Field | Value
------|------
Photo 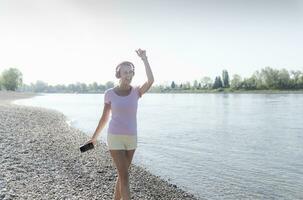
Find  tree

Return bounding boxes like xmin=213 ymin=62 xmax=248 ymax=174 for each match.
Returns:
xmin=260 ymin=67 xmax=279 ymax=89
xmin=1 ymin=68 xmax=23 ymax=91
xmin=19 ymin=83 xmax=32 ymax=92
xmin=105 ymin=81 xmax=114 ymax=89
xmin=185 ymin=81 xmax=191 ymax=89
xmin=193 ymin=80 xmax=199 ymax=89
xmin=80 ymin=83 xmax=88 ymax=93
xmin=213 ymin=76 xmax=223 ymax=89
xmin=0 ymin=74 xmax=3 ymax=90
xmin=34 ymin=80 xmax=48 ymax=92
xmin=55 ymin=84 xmax=67 ymax=92
xmin=171 ymin=81 xmax=176 ymax=89
xmin=222 ymin=70 xmax=230 ymax=88
xmin=277 ymin=69 xmax=290 ymax=89
xmin=92 ymin=82 xmax=99 ymax=91
xmin=98 ymin=84 xmax=106 ymax=91
xmin=212 ymin=77 xmax=218 ymax=89
xmin=200 ymin=76 xmax=212 ymax=89
xmin=218 ymin=77 xmax=223 ymax=88
xmin=241 ymin=77 xmax=257 ymax=90
xmin=251 ymin=71 xmax=265 ymax=89
xmin=231 ymin=74 xmax=242 ymax=89
xmin=290 ymin=70 xmax=302 ymax=89
xmin=300 ymin=74 xmax=303 ymax=89
xmin=67 ymin=84 xmax=77 ymax=93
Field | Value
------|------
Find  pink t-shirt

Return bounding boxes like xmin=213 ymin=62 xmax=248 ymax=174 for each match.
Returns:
xmin=104 ymin=86 xmax=142 ymax=135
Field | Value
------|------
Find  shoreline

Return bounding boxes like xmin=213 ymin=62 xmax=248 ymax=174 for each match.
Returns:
xmin=149 ymin=89 xmax=303 ymax=94
xmin=23 ymin=89 xmax=303 ymax=95
xmin=0 ymin=91 xmax=38 ymax=104
xmin=0 ymin=91 xmax=198 ymax=199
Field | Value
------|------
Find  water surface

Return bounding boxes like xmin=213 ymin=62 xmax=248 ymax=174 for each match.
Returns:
xmin=15 ymin=93 xmax=303 ymax=199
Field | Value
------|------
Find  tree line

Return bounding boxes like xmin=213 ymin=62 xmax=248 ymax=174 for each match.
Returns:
xmin=167 ymin=67 xmax=303 ymax=91
xmin=0 ymin=68 xmax=116 ymax=93
xmin=1 ymin=67 xmax=303 ymax=93
xmin=20 ymin=80 xmax=116 ymax=93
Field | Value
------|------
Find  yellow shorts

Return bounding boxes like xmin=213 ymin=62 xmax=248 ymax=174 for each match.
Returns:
xmin=107 ymin=134 xmax=137 ymax=150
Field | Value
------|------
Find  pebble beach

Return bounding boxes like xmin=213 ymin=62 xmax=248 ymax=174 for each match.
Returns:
xmin=0 ymin=91 xmax=198 ymax=200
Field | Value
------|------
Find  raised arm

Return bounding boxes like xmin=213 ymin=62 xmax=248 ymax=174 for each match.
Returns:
xmin=135 ymin=49 xmax=154 ymax=96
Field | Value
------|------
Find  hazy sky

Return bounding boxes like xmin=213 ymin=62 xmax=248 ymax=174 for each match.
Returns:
xmin=0 ymin=0 xmax=302 ymax=85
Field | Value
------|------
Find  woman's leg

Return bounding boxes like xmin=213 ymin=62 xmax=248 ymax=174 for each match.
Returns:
xmin=112 ymin=149 xmax=136 ymax=200
xmin=125 ymin=149 xmax=136 ymax=169
xmin=114 ymin=176 xmax=121 ymax=200
xmin=110 ymin=150 xmax=136 ymax=200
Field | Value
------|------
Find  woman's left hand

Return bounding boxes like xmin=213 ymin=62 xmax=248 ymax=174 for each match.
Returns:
xmin=135 ymin=48 xmax=147 ymax=60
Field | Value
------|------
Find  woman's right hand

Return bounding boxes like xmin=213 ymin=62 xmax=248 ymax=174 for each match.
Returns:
xmin=85 ymin=137 xmax=97 ymax=146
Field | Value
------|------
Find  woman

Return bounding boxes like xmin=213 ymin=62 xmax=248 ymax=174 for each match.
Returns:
xmin=86 ymin=48 xmax=154 ymax=200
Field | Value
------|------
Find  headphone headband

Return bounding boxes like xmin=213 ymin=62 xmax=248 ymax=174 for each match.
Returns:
xmin=115 ymin=61 xmax=135 ymax=78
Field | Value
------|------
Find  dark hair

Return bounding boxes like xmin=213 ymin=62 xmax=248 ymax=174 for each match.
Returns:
xmin=115 ymin=61 xmax=135 ymax=78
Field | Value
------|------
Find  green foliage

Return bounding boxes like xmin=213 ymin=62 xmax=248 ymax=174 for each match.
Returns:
xmin=241 ymin=77 xmax=257 ymax=90
xmin=200 ymin=76 xmax=212 ymax=89
xmin=231 ymin=74 xmax=242 ymax=89
xmin=1 ymin=68 xmax=23 ymax=91
xmin=251 ymin=71 xmax=265 ymax=89
xmin=222 ymin=70 xmax=230 ymax=88
xmin=261 ymin=67 xmax=280 ymax=89
xmin=105 ymin=81 xmax=114 ymax=89
xmin=193 ymin=80 xmax=199 ymax=89
xmin=171 ymin=81 xmax=176 ymax=89
xmin=229 ymin=67 xmax=303 ymax=90
xmin=33 ymin=80 xmax=48 ymax=92
xmin=213 ymin=76 xmax=223 ymax=89
xmin=0 ymin=74 xmax=2 ymax=90
xmin=5 ymin=66 xmax=303 ymax=93
xmin=289 ymin=70 xmax=302 ymax=89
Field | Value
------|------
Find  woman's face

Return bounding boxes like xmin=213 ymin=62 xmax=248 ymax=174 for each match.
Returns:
xmin=119 ymin=64 xmax=134 ymax=84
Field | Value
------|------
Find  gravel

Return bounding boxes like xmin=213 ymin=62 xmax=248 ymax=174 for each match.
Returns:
xmin=0 ymin=91 xmax=199 ymax=200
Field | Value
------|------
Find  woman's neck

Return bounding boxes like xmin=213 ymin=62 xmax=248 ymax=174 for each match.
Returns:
xmin=118 ymin=83 xmax=131 ymax=91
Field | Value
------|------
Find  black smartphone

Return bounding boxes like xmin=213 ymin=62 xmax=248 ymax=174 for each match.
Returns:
xmin=80 ymin=142 xmax=94 ymax=153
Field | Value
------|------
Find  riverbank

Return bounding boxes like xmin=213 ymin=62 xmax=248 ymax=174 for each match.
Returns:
xmin=0 ymin=91 xmax=198 ymax=199
xmin=0 ymin=91 xmax=38 ymax=103
xmin=25 ymin=89 xmax=303 ymax=95
xmin=149 ymin=89 xmax=303 ymax=94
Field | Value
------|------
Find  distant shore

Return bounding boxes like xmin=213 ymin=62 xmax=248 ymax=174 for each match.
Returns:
xmin=12 ymin=89 xmax=303 ymax=95
xmin=0 ymin=91 xmax=198 ymax=200
xmin=149 ymin=89 xmax=303 ymax=94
